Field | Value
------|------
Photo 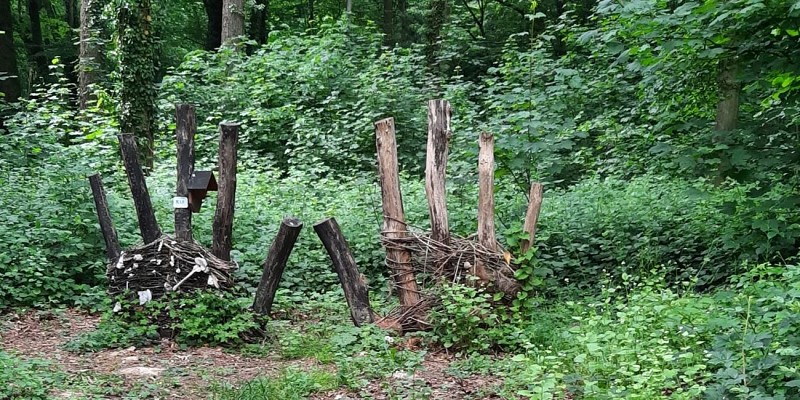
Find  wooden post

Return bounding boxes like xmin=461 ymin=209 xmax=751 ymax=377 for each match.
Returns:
xmin=212 ymin=122 xmax=239 ymax=261
xmin=313 ymin=218 xmax=375 ymax=326
xmin=175 ymin=104 xmax=196 ymax=242
xmin=375 ymin=117 xmax=422 ymax=308
xmin=425 ymin=99 xmax=451 ymax=246
xmin=475 ymin=132 xmax=496 ymax=282
xmin=253 ymin=218 xmax=303 ymax=316
xmin=88 ymin=174 xmax=121 ymax=261
xmin=521 ymin=183 xmax=544 ymax=254
xmin=118 ymin=134 xmax=161 ymax=243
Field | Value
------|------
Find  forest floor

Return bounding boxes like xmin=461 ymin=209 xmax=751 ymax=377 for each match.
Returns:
xmin=0 ymin=308 xmax=503 ymax=399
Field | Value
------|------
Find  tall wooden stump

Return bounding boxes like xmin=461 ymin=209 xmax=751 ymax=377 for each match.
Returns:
xmin=521 ymin=183 xmax=544 ymax=254
xmin=375 ymin=118 xmax=422 ymax=309
xmin=212 ymin=122 xmax=239 ymax=261
xmin=425 ymin=99 xmax=451 ymax=246
xmin=118 ymin=134 xmax=161 ymax=243
xmin=475 ymin=132 xmax=496 ymax=282
xmin=88 ymin=174 xmax=121 ymax=261
xmin=175 ymin=104 xmax=196 ymax=242
xmin=253 ymin=218 xmax=303 ymax=316
xmin=314 ymin=218 xmax=375 ymax=326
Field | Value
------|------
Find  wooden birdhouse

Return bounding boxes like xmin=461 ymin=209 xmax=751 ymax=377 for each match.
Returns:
xmin=187 ymin=170 xmax=218 ymax=212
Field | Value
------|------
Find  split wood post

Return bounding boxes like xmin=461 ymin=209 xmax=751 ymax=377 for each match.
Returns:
xmin=118 ymin=134 xmax=161 ymax=243
xmin=88 ymin=174 xmax=121 ymax=261
xmin=314 ymin=217 xmax=375 ymax=326
xmin=425 ymin=99 xmax=451 ymax=246
xmin=521 ymin=183 xmax=544 ymax=254
xmin=175 ymin=104 xmax=196 ymax=242
xmin=253 ymin=218 xmax=303 ymax=316
xmin=212 ymin=122 xmax=239 ymax=261
xmin=374 ymin=117 xmax=422 ymax=309
xmin=475 ymin=131 xmax=496 ymax=283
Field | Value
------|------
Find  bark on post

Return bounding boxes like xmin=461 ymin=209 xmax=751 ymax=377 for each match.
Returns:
xmin=425 ymin=99 xmax=451 ymax=246
xmin=118 ymin=134 xmax=161 ymax=243
xmin=212 ymin=122 xmax=239 ymax=261
xmin=375 ymin=118 xmax=422 ymax=308
xmin=253 ymin=218 xmax=303 ymax=316
xmin=88 ymin=174 xmax=121 ymax=261
xmin=475 ymin=132 xmax=496 ymax=282
xmin=314 ymin=217 xmax=375 ymax=326
xmin=520 ymin=182 xmax=543 ymax=254
xmin=175 ymin=104 xmax=196 ymax=242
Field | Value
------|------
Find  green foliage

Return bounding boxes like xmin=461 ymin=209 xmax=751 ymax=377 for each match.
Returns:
xmin=171 ymin=291 xmax=261 ymax=346
xmin=211 ymin=367 xmax=339 ymax=400
xmin=0 ymin=351 xmax=61 ymax=400
xmin=428 ymin=280 xmax=505 ymax=353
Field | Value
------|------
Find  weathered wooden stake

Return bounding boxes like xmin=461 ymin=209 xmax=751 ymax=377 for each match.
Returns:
xmin=425 ymin=99 xmax=451 ymax=246
xmin=175 ymin=104 xmax=196 ymax=242
xmin=375 ymin=117 xmax=422 ymax=309
xmin=118 ymin=134 xmax=161 ymax=243
xmin=88 ymin=174 xmax=121 ymax=261
xmin=314 ymin=217 xmax=375 ymax=326
xmin=253 ymin=218 xmax=303 ymax=316
xmin=212 ymin=122 xmax=239 ymax=261
xmin=475 ymin=132 xmax=496 ymax=283
xmin=521 ymin=183 xmax=544 ymax=254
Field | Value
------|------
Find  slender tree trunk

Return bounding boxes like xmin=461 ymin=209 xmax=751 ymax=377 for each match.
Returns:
xmin=64 ymin=0 xmax=78 ymax=28
xmin=0 ymin=0 xmax=21 ymax=103
xmin=78 ymin=0 xmax=101 ymax=109
xmin=714 ymin=57 xmax=739 ymax=182
xmin=307 ymin=0 xmax=314 ymax=22
xmin=248 ymin=0 xmax=268 ymax=45
xmin=552 ymin=0 xmax=565 ymax=57
xmin=425 ymin=0 xmax=447 ymax=66
xmin=383 ymin=0 xmax=393 ymax=47
xmin=221 ymin=0 xmax=244 ymax=45
xmin=203 ymin=0 xmax=223 ymax=50
xmin=397 ymin=0 xmax=410 ymax=45
xmin=28 ymin=0 xmax=48 ymax=82
xmin=346 ymin=0 xmax=352 ymax=13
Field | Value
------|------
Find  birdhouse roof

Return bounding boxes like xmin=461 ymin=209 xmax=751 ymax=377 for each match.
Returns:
xmin=188 ymin=170 xmax=218 ymax=191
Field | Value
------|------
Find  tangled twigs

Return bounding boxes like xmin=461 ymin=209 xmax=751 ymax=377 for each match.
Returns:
xmin=107 ymin=235 xmax=236 ymax=299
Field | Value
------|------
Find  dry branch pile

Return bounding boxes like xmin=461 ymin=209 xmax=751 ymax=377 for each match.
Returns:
xmin=107 ymin=235 xmax=236 ymax=299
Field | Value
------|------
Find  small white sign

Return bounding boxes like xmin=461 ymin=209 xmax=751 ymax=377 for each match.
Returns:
xmin=173 ymin=196 xmax=189 ymax=209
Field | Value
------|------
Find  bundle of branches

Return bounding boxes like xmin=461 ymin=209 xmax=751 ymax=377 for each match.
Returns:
xmin=107 ymin=235 xmax=236 ymax=300
xmin=381 ymin=230 xmax=521 ymax=300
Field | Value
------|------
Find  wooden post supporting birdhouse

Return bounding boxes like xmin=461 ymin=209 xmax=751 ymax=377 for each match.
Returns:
xmin=175 ymin=104 xmax=196 ymax=242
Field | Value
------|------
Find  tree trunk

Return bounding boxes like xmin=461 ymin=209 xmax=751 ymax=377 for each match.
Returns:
xmin=212 ymin=122 xmax=239 ymax=261
xmin=346 ymin=0 xmax=352 ymax=13
xmin=88 ymin=174 xmax=121 ymax=262
xmin=28 ymin=0 xmax=48 ymax=82
xmin=78 ymin=0 xmax=101 ymax=109
xmin=425 ymin=0 xmax=447 ymax=66
xmin=425 ymin=99 xmax=451 ymax=246
xmin=307 ymin=0 xmax=314 ymax=22
xmin=397 ymin=0 xmax=410 ymax=46
xmin=64 ymin=0 xmax=78 ymax=28
xmin=520 ymin=182 xmax=543 ymax=254
xmin=383 ymin=0 xmax=393 ymax=47
xmin=475 ymin=131 xmax=495 ymax=283
xmin=118 ymin=134 xmax=162 ymax=244
xmin=175 ymin=104 xmax=196 ymax=242
xmin=253 ymin=218 xmax=303 ymax=316
xmin=374 ymin=118 xmax=422 ymax=309
xmin=221 ymin=0 xmax=244 ymax=45
xmin=714 ymin=57 xmax=739 ymax=182
xmin=203 ymin=0 xmax=223 ymax=50
xmin=248 ymin=0 xmax=269 ymax=45
xmin=314 ymin=217 xmax=375 ymax=326
xmin=0 ymin=0 xmax=21 ymax=103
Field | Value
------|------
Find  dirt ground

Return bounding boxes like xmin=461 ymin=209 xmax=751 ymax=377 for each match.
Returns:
xmin=0 ymin=309 xmax=503 ymax=399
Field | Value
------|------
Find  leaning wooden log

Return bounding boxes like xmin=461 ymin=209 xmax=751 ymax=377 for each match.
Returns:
xmin=313 ymin=217 xmax=375 ymax=326
xmin=374 ymin=117 xmax=422 ymax=309
xmin=425 ymin=99 xmax=451 ymax=246
xmin=521 ymin=182 xmax=544 ymax=254
xmin=253 ymin=218 xmax=303 ymax=316
xmin=88 ymin=173 xmax=121 ymax=262
xmin=175 ymin=104 xmax=196 ymax=242
xmin=212 ymin=122 xmax=239 ymax=261
xmin=118 ymin=134 xmax=161 ymax=243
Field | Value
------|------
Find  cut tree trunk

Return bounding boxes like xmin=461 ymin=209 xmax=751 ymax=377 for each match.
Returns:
xmin=425 ymin=99 xmax=451 ymax=246
xmin=375 ymin=117 xmax=422 ymax=309
xmin=118 ymin=134 xmax=161 ymax=243
xmin=175 ymin=104 xmax=196 ymax=242
xmin=88 ymin=174 xmax=121 ymax=261
xmin=212 ymin=122 xmax=239 ymax=261
xmin=475 ymin=131 xmax=495 ymax=282
xmin=520 ymin=182 xmax=543 ymax=254
xmin=314 ymin=217 xmax=375 ymax=326
xmin=253 ymin=218 xmax=303 ymax=316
